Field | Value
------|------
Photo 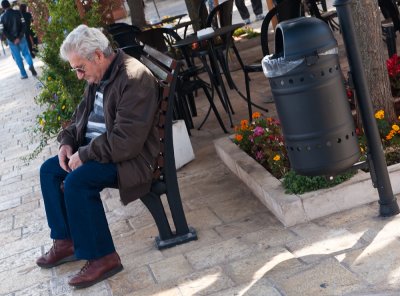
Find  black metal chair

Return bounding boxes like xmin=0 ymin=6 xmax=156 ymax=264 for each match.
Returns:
xmin=109 ymin=24 xmax=142 ymax=50
xmin=162 ymin=28 xmax=229 ymax=133
xmin=305 ymin=0 xmax=339 ymax=31
xmin=243 ymin=0 xmax=302 ymax=120
xmin=120 ymin=44 xmax=143 ymax=60
xmin=205 ymin=0 xmax=246 ymax=90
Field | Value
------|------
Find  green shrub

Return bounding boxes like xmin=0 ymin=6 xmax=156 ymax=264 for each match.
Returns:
xmin=282 ymin=170 xmax=356 ymax=195
xmin=25 ymin=0 xmax=104 ymax=161
xmin=233 ymin=27 xmax=260 ymax=39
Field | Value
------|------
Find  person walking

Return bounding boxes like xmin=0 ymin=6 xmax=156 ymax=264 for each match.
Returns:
xmin=0 ymin=0 xmax=37 ymax=79
xmin=20 ymin=3 xmax=37 ymax=58
xmin=35 ymin=24 xmax=160 ymax=289
xmin=234 ymin=0 xmax=264 ymax=24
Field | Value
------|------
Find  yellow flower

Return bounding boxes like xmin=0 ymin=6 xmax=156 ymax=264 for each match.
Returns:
xmin=374 ymin=110 xmax=384 ymax=120
xmin=252 ymin=112 xmax=261 ymax=119
xmin=393 ymin=124 xmax=400 ymax=131
xmin=39 ymin=118 xmax=45 ymax=126
xmin=62 ymin=105 xmax=66 ymax=110
xmin=273 ymin=155 xmax=280 ymax=161
xmin=235 ymin=134 xmax=243 ymax=141
xmin=47 ymin=76 xmax=52 ymax=81
xmin=57 ymin=116 xmax=61 ymax=121
xmin=360 ymin=147 xmax=364 ymax=153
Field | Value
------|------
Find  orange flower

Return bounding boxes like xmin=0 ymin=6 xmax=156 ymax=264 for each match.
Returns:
xmin=235 ymin=134 xmax=243 ymax=141
xmin=252 ymin=112 xmax=261 ymax=119
xmin=240 ymin=119 xmax=249 ymax=129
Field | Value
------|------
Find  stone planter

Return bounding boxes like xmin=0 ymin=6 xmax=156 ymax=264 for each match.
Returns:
xmin=214 ymin=136 xmax=400 ymax=227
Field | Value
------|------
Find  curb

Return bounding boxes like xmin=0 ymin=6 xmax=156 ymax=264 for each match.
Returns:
xmin=214 ymin=136 xmax=400 ymax=227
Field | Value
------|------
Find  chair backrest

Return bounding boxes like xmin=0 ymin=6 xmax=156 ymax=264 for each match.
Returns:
xmin=260 ymin=0 xmax=302 ymax=56
xmin=112 ymin=29 xmax=141 ymax=48
xmin=137 ymin=28 xmax=169 ymax=53
xmin=120 ymin=44 xmax=143 ymax=59
xmin=140 ymin=45 xmax=181 ymax=181
xmin=206 ymin=0 xmax=234 ymax=29
xmin=108 ymin=23 xmax=141 ymax=36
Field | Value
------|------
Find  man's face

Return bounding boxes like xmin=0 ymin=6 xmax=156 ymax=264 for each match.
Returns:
xmin=68 ymin=51 xmax=104 ymax=84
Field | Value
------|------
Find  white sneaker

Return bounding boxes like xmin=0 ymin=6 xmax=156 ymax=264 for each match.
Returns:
xmin=255 ymin=14 xmax=264 ymax=21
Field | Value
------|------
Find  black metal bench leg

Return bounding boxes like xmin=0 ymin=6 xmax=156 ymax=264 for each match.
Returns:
xmin=140 ymin=192 xmax=173 ymax=242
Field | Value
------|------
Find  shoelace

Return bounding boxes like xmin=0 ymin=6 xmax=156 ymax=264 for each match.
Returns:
xmin=45 ymin=240 xmax=57 ymax=255
xmin=79 ymin=261 xmax=91 ymax=274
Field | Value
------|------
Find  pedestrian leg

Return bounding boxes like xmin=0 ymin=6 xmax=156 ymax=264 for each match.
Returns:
xmin=19 ymin=37 xmax=37 ymax=76
xmin=234 ymin=0 xmax=251 ymax=23
xmin=8 ymin=39 xmax=28 ymax=78
xmin=251 ymin=0 xmax=264 ymax=20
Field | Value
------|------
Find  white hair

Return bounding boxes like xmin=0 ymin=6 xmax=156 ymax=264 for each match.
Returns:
xmin=60 ymin=24 xmax=113 ymax=61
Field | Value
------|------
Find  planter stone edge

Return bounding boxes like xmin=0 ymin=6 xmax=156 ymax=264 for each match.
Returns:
xmin=214 ymin=136 xmax=400 ymax=227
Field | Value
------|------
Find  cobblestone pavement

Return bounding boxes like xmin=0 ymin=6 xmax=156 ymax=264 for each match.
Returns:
xmin=3 ymin=13 xmax=400 ymax=296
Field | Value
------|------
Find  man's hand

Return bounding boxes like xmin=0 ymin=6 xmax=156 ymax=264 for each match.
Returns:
xmin=68 ymin=151 xmax=83 ymax=171
xmin=58 ymin=145 xmax=73 ymax=172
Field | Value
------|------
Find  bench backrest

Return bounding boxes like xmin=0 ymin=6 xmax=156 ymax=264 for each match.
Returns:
xmin=140 ymin=45 xmax=181 ymax=183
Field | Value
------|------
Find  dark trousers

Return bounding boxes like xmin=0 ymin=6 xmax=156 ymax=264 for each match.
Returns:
xmin=234 ymin=0 xmax=263 ymax=19
xmin=40 ymin=155 xmax=118 ymax=260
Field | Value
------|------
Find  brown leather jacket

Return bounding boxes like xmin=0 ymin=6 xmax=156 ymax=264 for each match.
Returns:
xmin=57 ymin=49 xmax=159 ymax=205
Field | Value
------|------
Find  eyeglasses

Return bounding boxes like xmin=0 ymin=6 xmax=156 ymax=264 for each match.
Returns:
xmin=71 ymin=65 xmax=86 ymax=74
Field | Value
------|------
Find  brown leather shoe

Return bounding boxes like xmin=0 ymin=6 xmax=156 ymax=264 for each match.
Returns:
xmin=68 ymin=252 xmax=123 ymax=289
xmin=36 ymin=239 xmax=76 ymax=268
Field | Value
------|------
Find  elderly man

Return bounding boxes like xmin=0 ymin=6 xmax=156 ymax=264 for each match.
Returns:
xmin=36 ymin=25 xmax=159 ymax=288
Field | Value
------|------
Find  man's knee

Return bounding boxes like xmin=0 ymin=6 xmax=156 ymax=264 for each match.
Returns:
xmin=40 ymin=156 xmax=60 ymax=177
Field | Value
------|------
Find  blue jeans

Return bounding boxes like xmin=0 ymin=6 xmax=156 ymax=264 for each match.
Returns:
xmin=8 ymin=36 xmax=33 ymax=77
xmin=40 ymin=155 xmax=118 ymax=260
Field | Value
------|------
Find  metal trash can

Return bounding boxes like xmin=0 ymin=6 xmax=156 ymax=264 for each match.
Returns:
xmin=262 ymin=17 xmax=359 ymax=176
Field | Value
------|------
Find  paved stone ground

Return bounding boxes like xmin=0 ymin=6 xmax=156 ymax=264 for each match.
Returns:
xmin=3 ymin=9 xmax=400 ymax=296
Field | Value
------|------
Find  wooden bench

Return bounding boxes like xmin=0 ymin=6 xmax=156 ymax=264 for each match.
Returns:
xmin=139 ymin=45 xmax=198 ymax=249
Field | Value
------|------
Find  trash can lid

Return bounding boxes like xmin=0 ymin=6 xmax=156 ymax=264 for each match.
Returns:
xmin=275 ymin=17 xmax=338 ymax=60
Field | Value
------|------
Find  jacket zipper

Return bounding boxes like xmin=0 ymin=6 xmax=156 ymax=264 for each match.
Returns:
xmin=139 ymin=153 xmax=154 ymax=171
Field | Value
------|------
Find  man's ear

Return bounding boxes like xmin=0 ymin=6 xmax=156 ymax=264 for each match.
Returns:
xmin=94 ymin=49 xmax=104 ymax=62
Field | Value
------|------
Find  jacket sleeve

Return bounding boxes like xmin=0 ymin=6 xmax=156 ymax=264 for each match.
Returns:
xmin=57 ymin=97 xmax=87 ymax=151
xmin=78 ymin=70 xmax=159 ymax=163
